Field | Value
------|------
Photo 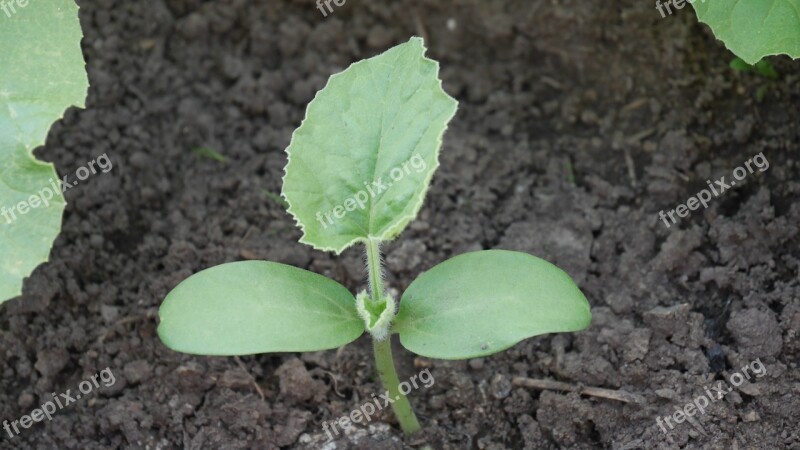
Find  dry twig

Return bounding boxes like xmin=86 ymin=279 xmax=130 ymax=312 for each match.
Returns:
xmin=512 ymin=377 xmax=645 ymax=404
xmin=234 ymin=356 xmax=266 ymax=400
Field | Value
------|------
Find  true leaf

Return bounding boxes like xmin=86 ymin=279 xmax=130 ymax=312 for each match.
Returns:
xmin=282 ymin=37 xmax=458 ymax=254
xmin=693 ymin=0 xmax=800 ymax=64
xmin=158 ymin=261 xmax=364 ymax=355
xmin=393 ymin=250 xmax=591 ymax=360
xmin=0 ymin=0 xmax=88 ymax=303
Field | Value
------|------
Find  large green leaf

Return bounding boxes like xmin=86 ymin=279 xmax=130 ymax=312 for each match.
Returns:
xmin=0 ymin=0 xmax=88 ymax=302
xmin=393 ymin=250 xmax=591 ymax=360
xmin=693 ymin=0 xmax=800 ymax=64
xmin=158 ymin=261 xmax=364 ymax=355
xmin=282 ymin=37 xmax=458 ymax=254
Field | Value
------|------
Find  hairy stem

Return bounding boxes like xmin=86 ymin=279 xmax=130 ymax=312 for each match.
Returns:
xmin=365 ymin=237 xmax=385 ymax=303
xmin=365 ymin=238 xmax=421 ymax=435
xmin=373 ymin=337 xmax=422 ymax=435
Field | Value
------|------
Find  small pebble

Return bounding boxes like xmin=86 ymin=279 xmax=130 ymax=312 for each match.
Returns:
xmin=469 ymin=358 xmax=485 ymax=370
xmin=18 ymin=392 xmax=34 ymax=409
xmin=743 ymin=410 xmax=760 ymax=422
xmin=654 ymin=388 xmax=677 ymax=399
xmin=490 ymin=374 xmax=511 ymax=400
xmin=413 ymin=357 xmax=434 ymax=369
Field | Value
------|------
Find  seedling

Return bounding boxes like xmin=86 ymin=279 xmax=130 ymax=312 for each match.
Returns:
xmin=729 ymin=57 xmax=779 ymax=80
xmin=261 ymin=189 xmax=289 ymax=209
xmin=192 ymin=146 xmax=227 ymax=163
xmin=158 ymin=37 xmax=591 ymax=436
xmin=729 ymin=57 xmax=779 ymax=101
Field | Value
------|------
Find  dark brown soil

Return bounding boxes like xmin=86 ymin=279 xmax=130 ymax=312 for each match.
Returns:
xmin=2 ymin=0 xmax=799 ymax=449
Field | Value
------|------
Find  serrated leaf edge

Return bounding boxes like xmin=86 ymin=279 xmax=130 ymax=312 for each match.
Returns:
xmin=0 ymin=0 xmax=87 ymax=303
xmin=281 ymin=36 xmax=458 ymax=254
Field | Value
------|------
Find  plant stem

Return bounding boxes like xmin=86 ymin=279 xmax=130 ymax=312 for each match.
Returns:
xmin=365 ymin=237 xmax=421 ymax=435
xmin=373 ymin=337 xmax=421 ymax=435
xmin=365 ymin=237 xmax=385 ymax=303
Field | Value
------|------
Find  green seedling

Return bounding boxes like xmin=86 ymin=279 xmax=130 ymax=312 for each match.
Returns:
xmin=729 ymin=57 xmax=779 ymax=80
xmin=157 ymin=37 xmax=591 ymax=436
xmin=729 ymin=57 xmax=779 ymax=101
xmin=692 ymin=0 xmax=800 ymax=64
xmin=0 ymin=0 xmax=88 ymax=303
xmin=192 ymin=146 xmax=227 ymax=163
xmin=261 ymin=189 xmax=289 ymax=209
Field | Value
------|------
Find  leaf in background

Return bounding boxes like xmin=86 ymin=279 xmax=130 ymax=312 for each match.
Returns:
xmin=158 ymin=261 xmax=364 ymax=355
xmin=393 ymin=250 xmax=591 ymax=360
xmin=693 ymin=0 xmax=800 ymax=64
xmin=282 ymin=37 xmax=458 ymax=254
xmin=0 ymin=0 xmax=88 ymax=303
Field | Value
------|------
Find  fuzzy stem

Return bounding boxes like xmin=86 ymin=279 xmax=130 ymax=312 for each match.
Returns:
xmin=373 ymin=337 xmax=422 ymax=435
xmin=365 ymin=238 xmax=421 ymax=435
xmin=365 ymin=238 xmax=385 ymax=303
